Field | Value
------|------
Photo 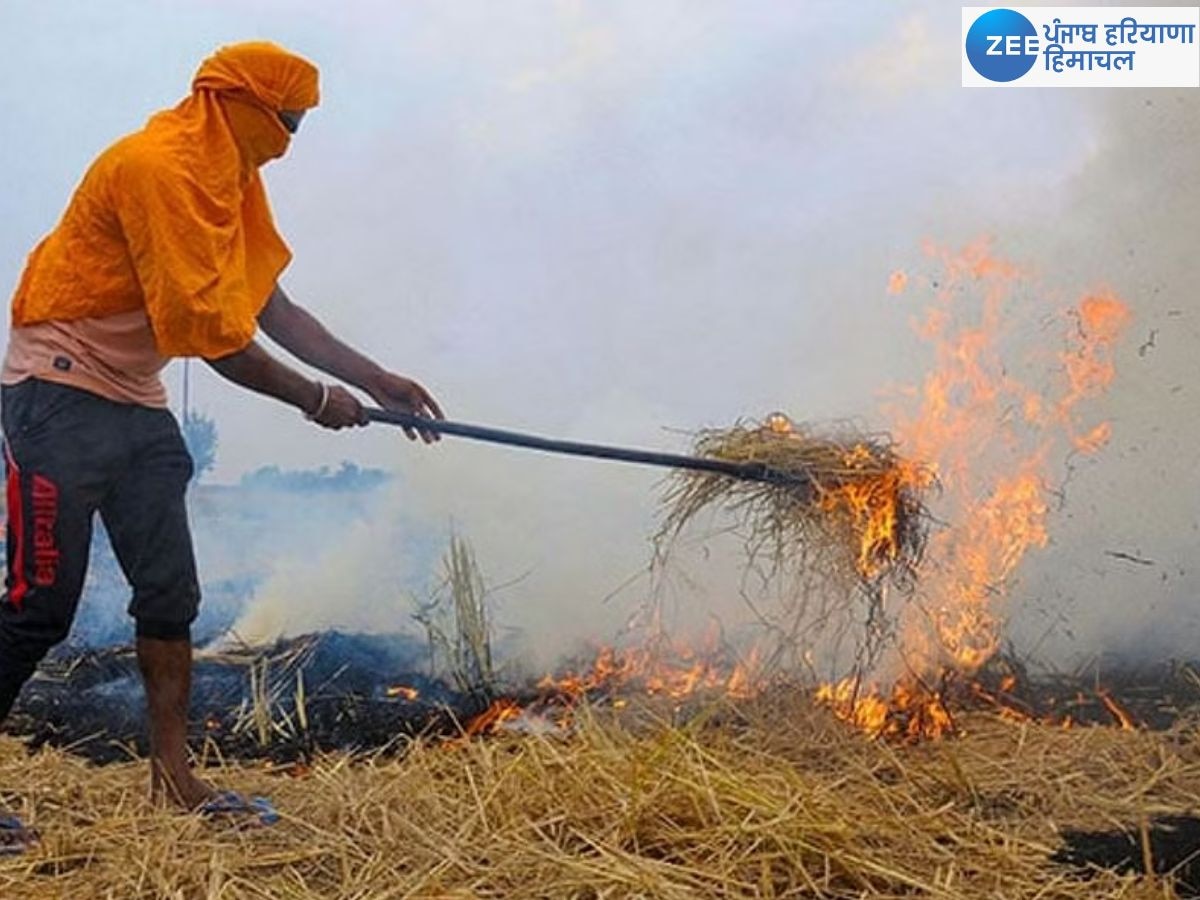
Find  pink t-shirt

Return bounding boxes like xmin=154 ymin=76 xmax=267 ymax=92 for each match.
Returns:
xmin=2 ymin=309 xmax=169 ymax=408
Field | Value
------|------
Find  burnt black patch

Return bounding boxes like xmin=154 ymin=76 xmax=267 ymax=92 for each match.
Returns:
xmin=3 ymin=632 xmax=501 ymax=765
xmin=1052 ymin=815 xmax=1200 ymax=897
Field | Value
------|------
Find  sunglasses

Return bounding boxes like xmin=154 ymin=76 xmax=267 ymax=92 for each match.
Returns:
xmin=277 ymin=110 xmax=304 ymax=134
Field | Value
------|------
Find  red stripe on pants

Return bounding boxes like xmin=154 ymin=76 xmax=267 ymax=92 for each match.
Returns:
xmin=4 ymin=443 xmax=26 ymax=611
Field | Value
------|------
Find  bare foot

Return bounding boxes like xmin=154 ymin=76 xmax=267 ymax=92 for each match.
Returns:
xmin=149 ymin=759 xmax=218 ymax=810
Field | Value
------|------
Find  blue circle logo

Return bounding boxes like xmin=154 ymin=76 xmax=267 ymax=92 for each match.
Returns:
xmin=965 ymin=8 xmax=1038 ymax=82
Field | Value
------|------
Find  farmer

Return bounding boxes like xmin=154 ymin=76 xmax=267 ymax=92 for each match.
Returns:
xmin=0 ymin=41 xmax=442 ymax=842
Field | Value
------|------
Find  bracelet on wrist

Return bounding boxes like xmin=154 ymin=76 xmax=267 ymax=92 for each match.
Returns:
xmin=304 ymin=382 xmax=331 ymax=421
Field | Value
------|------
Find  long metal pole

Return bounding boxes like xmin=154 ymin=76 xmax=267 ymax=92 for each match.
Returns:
xmin=364 ymin=408 xmax=812 ymax=491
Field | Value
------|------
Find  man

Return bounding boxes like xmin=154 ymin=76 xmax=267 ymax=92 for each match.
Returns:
xmin=0 ymin=41 xmax=442 ymax=838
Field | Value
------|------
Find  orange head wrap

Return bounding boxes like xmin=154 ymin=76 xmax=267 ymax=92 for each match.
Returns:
xmin=193 ymin=42 xmax=320 ymax=167
xmin=11 ymin=42 xmax=321 ymax=358
xmin=193 ymin=41 xmax=320 ymax=111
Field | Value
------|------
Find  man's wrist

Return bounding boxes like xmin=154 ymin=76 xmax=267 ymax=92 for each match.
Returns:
xmin=301 ymin=380 xmax=327 ymax=418
xmin=355 ymin=363 xmax=388 ymax=395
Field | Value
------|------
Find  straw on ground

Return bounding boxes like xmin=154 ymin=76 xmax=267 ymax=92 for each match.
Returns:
xmin=1 ymin=691 xmax=1193 ymax=898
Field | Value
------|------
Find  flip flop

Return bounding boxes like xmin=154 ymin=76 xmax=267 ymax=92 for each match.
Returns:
xmin=198 ymin=792 xmax=280 ymax=827
xmin=0 ymin=813 xmax=37 ymax=856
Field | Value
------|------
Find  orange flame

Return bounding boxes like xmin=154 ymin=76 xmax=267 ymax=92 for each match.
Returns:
xmin=819 ymin=240 xmax=1131 ymax=738
xmin=1098 ymin=690 xmax=1138 ymax=732
xmin=897 ymin=241 xmax=1129 ymax=677
xmin=463 ymin=698 xmax=523 ymax=737
xmin=816 ymin=677 xmax=954 ymax=741
xmin=815 ymin=447 xmax=930 ymax=581
xmin=538 ymin=625 xmax=766 ymax=705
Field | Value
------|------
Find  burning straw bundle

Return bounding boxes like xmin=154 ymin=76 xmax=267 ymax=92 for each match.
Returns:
xmin=657 ymin=414 xmax=933 ymax=594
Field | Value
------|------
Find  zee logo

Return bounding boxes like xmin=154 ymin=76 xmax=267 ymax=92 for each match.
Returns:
xmin=985 ymin=34 xmax=1039 ymax=56
xmin=966 ymin=8 xmax=1039 ymax=82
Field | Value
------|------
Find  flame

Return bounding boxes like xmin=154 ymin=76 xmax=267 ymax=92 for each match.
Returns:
xmin=1059 ymin=290 xmax=1131 ymax=452
xmin=440 ymin=631 xmax=768 ymax=744
xmin=1072 ymin=421 xmax=1112 ymax=454
xmin=817 ymin=669 xmax=1140 ymax=737
xmin=429 ymin=243 xmax=1131 ymax=746
xmin=1098 ymin=690 xmax=1138 ymax=732
xmin=541 ymin=638 xmax=765 ymax=702
xmin=386 ymin=685 xmax=420 ymax=701
xmin=765 ymin=411 xmax=794 ymax=435
xmin=819 ymin=240 xmax=1131 ymax=738
xmin=815 ymin=677 xmax=953 ymax=741
xmin=895 ymin=241 xmax=1129 ymax=676
xmin=463 ymin=698 xmax=523 ymax=737
xmin=816 ymin=449 xmax=929 ymax=580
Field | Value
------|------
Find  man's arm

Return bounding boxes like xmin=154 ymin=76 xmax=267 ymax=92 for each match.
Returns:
xmin=258 ymin=284 xmax=444 ymax=442
xmin=206 ymin=341 xmax=366 ymax=430
xmin=258 ymin=284 xmax=382 ymax=389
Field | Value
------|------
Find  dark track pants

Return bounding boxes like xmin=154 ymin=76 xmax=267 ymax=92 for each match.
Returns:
xmin=0 ymin=378 xmax=199 ymax=721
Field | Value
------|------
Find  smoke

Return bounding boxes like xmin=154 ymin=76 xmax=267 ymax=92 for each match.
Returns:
xmin=1006 ymin=86 xmax=1200 ymax=665
xmin=65 ymin=469 xmax=422 ymax=648
xmin=1 ymin=3 xmax=1195 ymax=667
xmin=228 ymin=483 xmax=419 ymax=644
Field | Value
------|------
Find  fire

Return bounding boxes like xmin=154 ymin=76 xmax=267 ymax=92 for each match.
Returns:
xmin=431 ymin=242 xmax=1131 ymax=746
xmin=438 ymin=626 xmax=771 ymax=747
xmin=1098 ymin=690 xmax=1138 ymax=732
xmin=540 ymin=637 xmax=764 ymax=703
xmin=815 ymin=677 xmax=954 ymax=741
xmin=386 ymin=684 xmax=420 ymax=701
xmin=765 ymin=411 xmax=794 ymax=434
xmin=463 ymin=698 xmax=523 ymax=737
xmin=818 ymin=240 xmax=1131 ymax=738
xmin=817 ymin=449 xmax=929 ymax=580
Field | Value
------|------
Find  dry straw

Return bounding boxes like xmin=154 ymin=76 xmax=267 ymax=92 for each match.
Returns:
xmin=1 ymin=692 xmax=1193 ymax=898
xmin=654 ymin=417 xmax=935 ymax=672
xmin=656 ymin=416 xmax=933 ymax=593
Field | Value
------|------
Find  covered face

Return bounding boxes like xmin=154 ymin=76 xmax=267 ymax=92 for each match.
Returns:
xmin=193 ymin=41 xmax=320 ymax=166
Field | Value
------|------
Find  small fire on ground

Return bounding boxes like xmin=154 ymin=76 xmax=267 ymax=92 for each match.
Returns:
xmin=456 ymin=633 xmax=767 ymax=739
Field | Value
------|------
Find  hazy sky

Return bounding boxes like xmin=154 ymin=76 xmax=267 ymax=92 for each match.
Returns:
xmin=1 ymin=2 xmax=1194 ymax=660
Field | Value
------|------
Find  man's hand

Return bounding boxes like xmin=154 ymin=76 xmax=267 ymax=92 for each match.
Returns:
xmin=307 ymin=383 xmax=368 ymax=430
xmin=206 ymin=344 xmax=373 ymax=430
xmin=257 ymin=286 xmax=446 ymax=442
xmin=366 ymin=372 xmax=444 ymax=442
